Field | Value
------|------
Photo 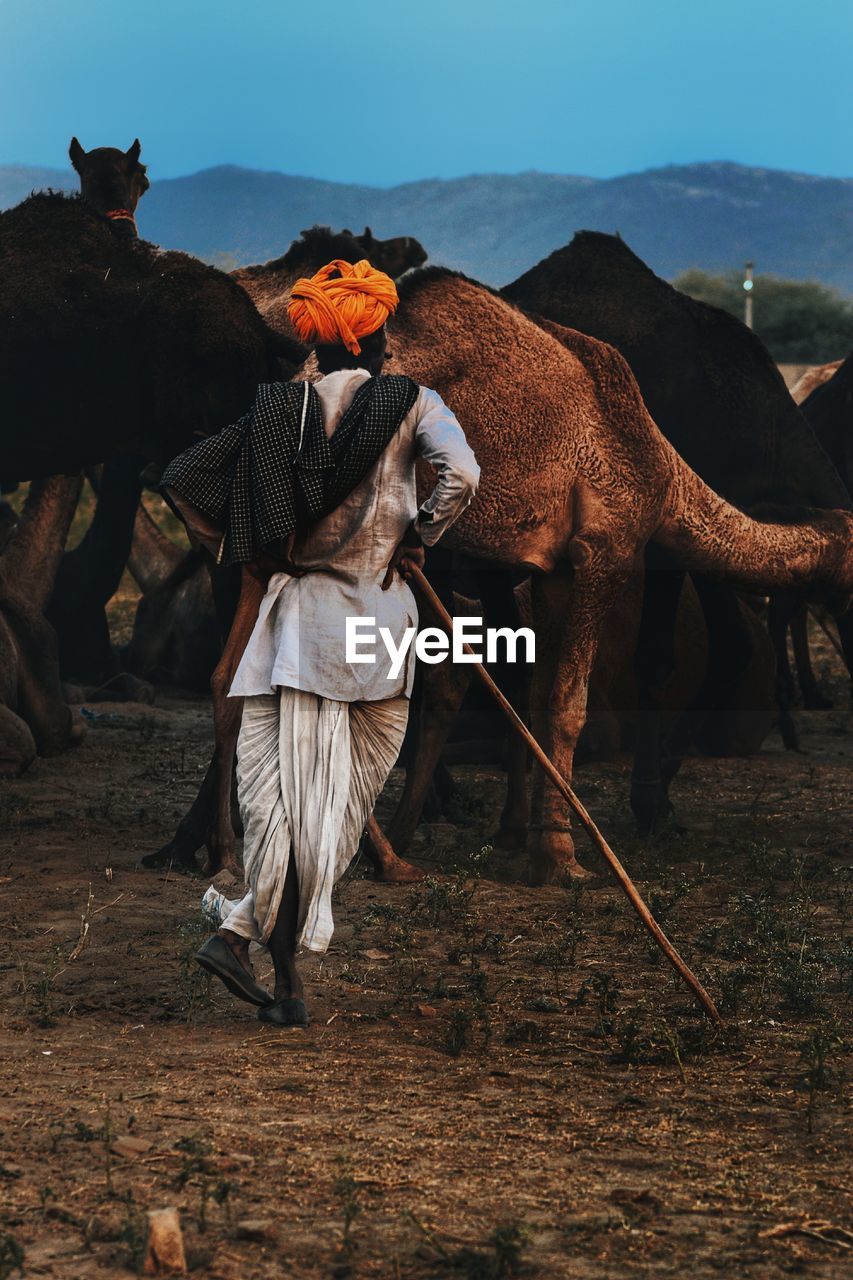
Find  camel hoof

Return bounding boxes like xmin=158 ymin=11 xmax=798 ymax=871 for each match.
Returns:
xmin=527 ymin=855 xmax=591 ymax=886
xmin=630 ymin=779 xmax=666 ymax=837
xmin=141 ymin=841 xmax=200 ymax=873
xmin=526 ymin=827 xmax=590 ymax=885
xmin=374 ymin=858 xmax=426 ymax=884
xmin=493 ymin=825 xmax=526 ymax=851
xmin=201 ymin=852 xmax=242 ymax=880
xmin=0 ymin=708 xmax=37 ymax=777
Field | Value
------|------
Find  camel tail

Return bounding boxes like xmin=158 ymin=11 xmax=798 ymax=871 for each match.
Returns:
xmin=654 ymin=438 xmax=853 ymax=599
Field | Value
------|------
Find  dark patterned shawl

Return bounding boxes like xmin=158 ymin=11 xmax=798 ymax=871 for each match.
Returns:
xmin=160 ymin=374 xmax=419 ymax=566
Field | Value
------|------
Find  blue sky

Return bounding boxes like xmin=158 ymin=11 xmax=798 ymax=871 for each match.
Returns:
xmin=1 ymin=0 xmax=850 ymax=184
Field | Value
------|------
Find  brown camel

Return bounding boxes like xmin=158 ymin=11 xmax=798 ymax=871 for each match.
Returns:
xmin=376 ymin=271 xmax=853 ymax=878
xmin=502 ymin=232 xmax=853 ymax=822
xmin=150 ymin=267 xmax=853 ymax=884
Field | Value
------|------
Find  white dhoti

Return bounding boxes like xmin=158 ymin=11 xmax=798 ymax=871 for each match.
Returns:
xmin=221 ymin=688 xmax=409 ymax=954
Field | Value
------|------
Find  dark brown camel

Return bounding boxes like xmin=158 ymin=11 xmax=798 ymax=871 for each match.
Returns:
xmin=0 ymin=191 xmax=299 ymax=478
xmin=0 ymin=177 xmax=302 ymax=767
xmin=115 ymin=228 xmax=426 ymax=692
xmin=69 ymin=137 xmax=149 ymax=238
xmin=47 ymin=221 xmax=426 ymax=693
xmin=788 ymin=351 xmax=853 ymax=704
xmin=502 ymin=231 xmax=853 ymax=830
xmin=576 ymin=574 xmax=775 ymax=764
xmin=147 ymin=266 xmax=853 ymax=885
xmin=39 ymin=139 xmax=153 ymax=693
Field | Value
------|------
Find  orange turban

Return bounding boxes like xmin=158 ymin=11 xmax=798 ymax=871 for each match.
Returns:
xmin=287 ymin=259 xmax=399 ymax=356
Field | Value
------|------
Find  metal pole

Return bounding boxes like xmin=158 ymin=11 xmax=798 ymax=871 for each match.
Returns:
xmin=743 ymin=260 xmax=754 ymax=329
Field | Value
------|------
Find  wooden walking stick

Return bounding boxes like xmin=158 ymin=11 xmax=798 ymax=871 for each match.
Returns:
xmin=405 ymin=561 xmax=723 ymax=1026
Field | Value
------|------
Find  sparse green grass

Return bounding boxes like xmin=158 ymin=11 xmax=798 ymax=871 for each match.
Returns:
xmin=176 ymin=914 xmax=216 ymax=1023
xmin=0 ymin=1230 xmax=24 ymax=1280
xmin=404 ymin=1212 xmax=529 ymax=1278
xmin=16 ymin=943 xmax=63 ymax=1027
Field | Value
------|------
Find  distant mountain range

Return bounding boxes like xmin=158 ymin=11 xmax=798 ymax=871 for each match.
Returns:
xmin=3 ymin=160 xmax=853 ymax=292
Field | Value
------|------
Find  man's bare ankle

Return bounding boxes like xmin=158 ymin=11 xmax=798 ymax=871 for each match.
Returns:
xmin=218 ymin=928 xmax=250 ymax=960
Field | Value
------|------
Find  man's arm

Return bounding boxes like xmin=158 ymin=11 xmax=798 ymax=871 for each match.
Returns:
xmin=382 ymin=387 xmax=480 ymax=589
xmin=411 ymin=387 xmax=480 ymax=545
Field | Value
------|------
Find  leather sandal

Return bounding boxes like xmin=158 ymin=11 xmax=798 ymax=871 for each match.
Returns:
xmin=257 ymin=997 xmax=310 ymax=1027
xmin=195 ymin=935 xmax=272 ymax=1007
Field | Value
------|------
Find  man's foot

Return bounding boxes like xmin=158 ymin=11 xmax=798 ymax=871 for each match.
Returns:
xmin=195 ymin=935 xmax=272 ymax=1007
xmin=258 ymin=997 xmax=310 ymax=1028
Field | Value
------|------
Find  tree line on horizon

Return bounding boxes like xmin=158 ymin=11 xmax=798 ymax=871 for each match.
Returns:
xmin=674 ymin=269 xmax=853 ymax=364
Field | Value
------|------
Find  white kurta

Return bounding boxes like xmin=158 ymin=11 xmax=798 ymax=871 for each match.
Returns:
xmin=229 ymin=369 xmax=480 ymax=702
xmin=219 ymin=369 xmax=478 ymax=954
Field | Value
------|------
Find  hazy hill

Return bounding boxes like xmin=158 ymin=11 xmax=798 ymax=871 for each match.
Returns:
xmin=2 ymin=160 xmax=852 ymax=291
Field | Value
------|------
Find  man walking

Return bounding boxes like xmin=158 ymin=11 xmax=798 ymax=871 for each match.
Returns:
xmin=188 ymin=259 xmax=479 ymax=1026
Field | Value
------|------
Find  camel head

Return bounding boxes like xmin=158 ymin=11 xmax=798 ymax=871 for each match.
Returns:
xmin=68 ymin=137 xmax=149 ymax=238
xmin=345 ymin=226 xmax=428 ymax=280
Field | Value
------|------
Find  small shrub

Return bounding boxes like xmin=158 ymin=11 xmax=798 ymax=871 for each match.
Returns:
xmin=0 ymin=1231 xmax=24 ymax=1280
xmin=795 ymin=1025 xmax=845 ymax=1134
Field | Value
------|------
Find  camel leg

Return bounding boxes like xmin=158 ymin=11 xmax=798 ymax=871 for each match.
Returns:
xmin=527 ymin=555 xmax=628 ymax=885
xmin=496 ymin=717 xmax=530 ymax=850
xmin=142 ymin=568 xmax=264 ymax=875
xmin=0 ymin=613 xmax=36 ymax=776
xmin=2 ymin=594 xmax=79 ymax=756
xmin=791 ymin=606 xmax=833 ymax=710
xmin=630 ymin=552 xmax=685 ymax=835
xmin=378 ymin=550 xmax=530 ymax=871
xmin=0 ymin=703 xmax=36 ymax=778
xmin=383 ymin=654 xmax=472 ymax=857
xmin=837 ymin=611 xmax=853 ymax=707
xmin=373 ymin=549 xmax=466 ymax=872
xmin=767 ymin=596 xmax=801 ymax=750
xmin=0 ymin=476 xmax=84 ymax=757
xmin=662 ymin=578 xmax=753 ymax=776
xmin=0 ymin=476 xmax=83 ymax=608
xmin=477 ymin=563 xmax=530 ymax=850
xmin=46 ymin=458 xmax=147 ymax=693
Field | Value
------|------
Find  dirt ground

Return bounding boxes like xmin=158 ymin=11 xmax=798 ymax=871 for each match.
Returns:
xmin=0 ymin=622 xmax=850 ymax=1279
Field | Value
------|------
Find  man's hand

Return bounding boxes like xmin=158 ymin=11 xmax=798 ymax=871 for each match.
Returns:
xmin=382 ymin=523 xmax=425 ymax=590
